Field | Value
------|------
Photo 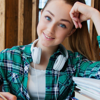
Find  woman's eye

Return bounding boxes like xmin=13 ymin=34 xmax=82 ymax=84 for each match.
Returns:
xmin=45 ymin=16 xmax=51 ymax=21
xmin=59 ymin=24 xmax=66 ymax=28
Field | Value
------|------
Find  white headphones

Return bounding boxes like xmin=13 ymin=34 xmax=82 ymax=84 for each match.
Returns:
xmin=31 ymin=39 xmax=68 ymax=71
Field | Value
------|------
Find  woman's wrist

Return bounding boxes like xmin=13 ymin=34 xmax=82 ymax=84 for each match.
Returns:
xmin=91 ymin=8 xmax=100 ymax=22
xmin=90 ymin=8 xmax=100 ymax=35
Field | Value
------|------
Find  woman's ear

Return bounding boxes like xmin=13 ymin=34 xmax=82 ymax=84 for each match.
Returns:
xmin=67 ymin=28 xmax=76 ymax=37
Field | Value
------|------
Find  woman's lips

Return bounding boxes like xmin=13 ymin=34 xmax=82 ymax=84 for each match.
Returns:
xmin=43 ymin=32 xmax=54 ymax=40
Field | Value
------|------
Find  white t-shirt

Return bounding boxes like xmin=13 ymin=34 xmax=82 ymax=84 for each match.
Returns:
xmin=27 ymin=65 xmax=46 ymax=100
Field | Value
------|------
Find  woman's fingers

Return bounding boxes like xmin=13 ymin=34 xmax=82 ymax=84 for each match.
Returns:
xmin=70 ymin=5 xmax=81 ymax=28
xmin=70 ymin=13 xmax=82 ymax=29
xmin=70 ymin=2 xmax=92 ymax=28
xmin=0 ymin=92 xmax=17 ymax=100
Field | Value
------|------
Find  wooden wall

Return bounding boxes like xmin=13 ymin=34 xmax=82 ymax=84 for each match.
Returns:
xmin=6 ymin=0 xmax=18 ymax=48
xmin=0 ymin=0 xmax=39 ymax=52
xmin=0 ymin=0 xmax=5 ymax=51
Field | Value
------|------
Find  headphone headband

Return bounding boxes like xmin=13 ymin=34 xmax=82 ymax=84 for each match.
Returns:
xmin=31 ymin=40 xmax=68 ymax=71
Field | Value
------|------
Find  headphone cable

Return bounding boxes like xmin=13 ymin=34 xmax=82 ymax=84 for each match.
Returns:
xmin=55 ymin=71 xmax=60 ymax=100
xmin=34 ymin=63 xmax=39 ymax=100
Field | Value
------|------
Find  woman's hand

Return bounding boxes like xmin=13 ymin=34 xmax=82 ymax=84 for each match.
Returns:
xmin=0 ymin=92 xmax=17 ymax=100
xmin=70 ymin=2 xmax=97 ymax=28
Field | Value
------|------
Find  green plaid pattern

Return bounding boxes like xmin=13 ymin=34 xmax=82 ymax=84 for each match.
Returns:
xmin=0 ymin=37 xmax=100 ymax=100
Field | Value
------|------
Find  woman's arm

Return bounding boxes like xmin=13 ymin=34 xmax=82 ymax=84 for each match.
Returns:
xmin=91 ymin=9 xmax=100 ymax=35
xmin=70 ymin=2 xmax=100 ymax=35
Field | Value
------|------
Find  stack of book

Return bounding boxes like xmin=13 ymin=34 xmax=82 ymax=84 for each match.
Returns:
xmin=72 ymin=77 xmax=100 ymax=100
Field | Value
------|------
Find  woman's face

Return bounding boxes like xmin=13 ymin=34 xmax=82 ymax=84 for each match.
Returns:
xmin=37 ymin=0 xmax=75 ymax=48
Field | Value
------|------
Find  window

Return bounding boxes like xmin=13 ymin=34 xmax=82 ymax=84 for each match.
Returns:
xmin=38 ymin=0 xmax=47 ymax=20
xmin=39 ymin=0 xmax=47 ymax=9
xmin=85 ymin=0 xmax=92 ymax=32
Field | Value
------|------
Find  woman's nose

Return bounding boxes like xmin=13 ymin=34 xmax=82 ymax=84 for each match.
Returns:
xmin=47 ymin=23 xmax=56 ymax=34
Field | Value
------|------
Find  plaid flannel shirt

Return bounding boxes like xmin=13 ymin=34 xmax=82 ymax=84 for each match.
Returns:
xmin=0 ymin=36 xmax=100 ymax=100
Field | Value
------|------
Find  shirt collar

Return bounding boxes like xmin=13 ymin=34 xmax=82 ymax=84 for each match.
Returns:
xmin=20 ymin=43 xmax=33 ymax=63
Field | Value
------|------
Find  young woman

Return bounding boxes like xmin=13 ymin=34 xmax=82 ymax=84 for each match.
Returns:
xmin=0 ymin=0 xmax=100 ymax=100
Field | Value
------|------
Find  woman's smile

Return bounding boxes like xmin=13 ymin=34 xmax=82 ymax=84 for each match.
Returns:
xmin=43 ymin=32 xmax=55 ymax=40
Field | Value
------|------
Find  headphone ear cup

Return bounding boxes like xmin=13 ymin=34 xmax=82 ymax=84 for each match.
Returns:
xmin=53 ymin=55 xmax=66 ymax=71
xmin=32 ymin=47 xmax=42 ymax=64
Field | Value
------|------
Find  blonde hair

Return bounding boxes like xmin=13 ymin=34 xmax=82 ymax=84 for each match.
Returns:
xmin=69 ymin=21 xmax=95 ymax=60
